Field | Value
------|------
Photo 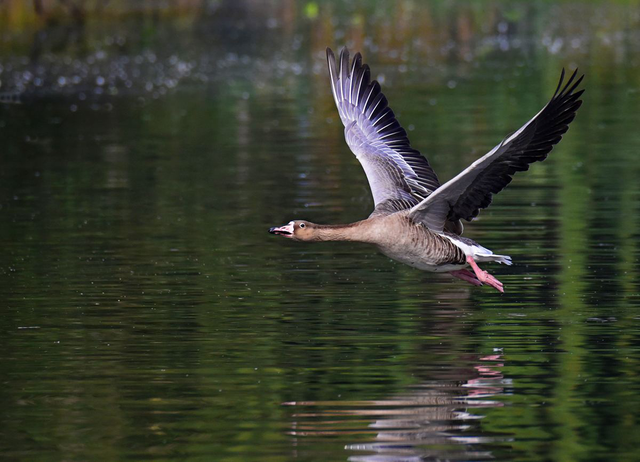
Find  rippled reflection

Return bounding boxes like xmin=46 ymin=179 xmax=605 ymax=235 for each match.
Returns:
xmin=286 ymin=354 xmax=509 ymax=461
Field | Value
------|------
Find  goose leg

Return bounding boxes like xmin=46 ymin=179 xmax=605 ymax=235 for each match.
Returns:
xmin=466 ymin=256 xmax=504 ymax=293
xmin=450 ymin=269 xmax=483 ymax=286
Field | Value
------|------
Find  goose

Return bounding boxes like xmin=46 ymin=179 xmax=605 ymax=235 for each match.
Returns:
xmin=270 ymin=47 xmax=584 ymax=292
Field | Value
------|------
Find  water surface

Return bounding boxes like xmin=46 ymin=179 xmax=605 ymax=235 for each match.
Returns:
xmin=1 ymin=2 xmax=640 ymax=461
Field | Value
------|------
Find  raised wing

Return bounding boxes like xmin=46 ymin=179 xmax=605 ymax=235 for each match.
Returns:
xmin=327 ymin=47 xmax=440 ymax=216
xmin=409 ymin=69 xmax=584 ymax=231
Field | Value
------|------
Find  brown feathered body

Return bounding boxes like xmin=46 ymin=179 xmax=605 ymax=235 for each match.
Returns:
xmin=292 ymin=212 xmax=488 ymax=272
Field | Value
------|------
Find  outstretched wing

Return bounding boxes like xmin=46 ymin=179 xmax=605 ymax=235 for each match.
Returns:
xmin=409 ymin=69 xmax=584 ymax=231
xmin=327 ymin=47 xmax=440 ymax=216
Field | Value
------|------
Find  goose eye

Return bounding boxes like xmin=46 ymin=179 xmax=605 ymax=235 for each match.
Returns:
xmin=299 ymin=223 xmax=306 ymax=228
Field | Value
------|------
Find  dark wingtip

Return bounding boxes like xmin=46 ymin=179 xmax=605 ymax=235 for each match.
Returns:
xmin=560 ymin=68 xmax=578 ymax=93
xmin=564 ymin=71 xmax=585 ymax=98
xmin=339 ymin=46 xmax=349 ymax=66
xmin=326 ymin=47 xmax=337 ymax=76
xmin=553 ymin=68 xmax=566 ymax=97
xmin=554 ymin=68 xmax=585 ymax=99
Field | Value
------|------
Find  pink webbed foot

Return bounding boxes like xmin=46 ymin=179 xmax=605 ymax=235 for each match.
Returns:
xmin=450 ymin=269 xmax=483 ymax=287
xmin=465 ymin=256 xmax=505 ymax=293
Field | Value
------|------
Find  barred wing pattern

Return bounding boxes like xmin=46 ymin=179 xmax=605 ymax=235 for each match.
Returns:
xmin=326 ymin=47 xmax=440 ymax=216
xmin=409 ymin=69 xmax=584 ymax=231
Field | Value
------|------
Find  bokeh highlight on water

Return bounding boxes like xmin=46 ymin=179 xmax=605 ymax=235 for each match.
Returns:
xmin=1 ymin=1 xmax=640 ymax=461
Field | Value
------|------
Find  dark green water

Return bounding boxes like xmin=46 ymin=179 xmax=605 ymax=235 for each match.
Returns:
xmin=1 ymin=2 xmax=640 ymax=461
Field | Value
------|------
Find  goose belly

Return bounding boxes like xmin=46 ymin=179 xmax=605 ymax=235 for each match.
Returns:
xmin=377 ymin=245 xmax=466 ymax=273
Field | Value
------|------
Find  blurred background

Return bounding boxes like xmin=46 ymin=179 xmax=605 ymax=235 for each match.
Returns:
xmin=1 ymin=1 xmax=640 ymax=461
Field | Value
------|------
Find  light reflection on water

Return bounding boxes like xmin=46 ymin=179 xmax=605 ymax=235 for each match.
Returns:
xmin=287 ymin=354 xmax=509 ymax=461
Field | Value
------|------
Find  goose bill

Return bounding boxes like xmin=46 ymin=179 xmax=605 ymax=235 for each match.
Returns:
xmin=269 ymin=222 xmax=294 ymax=237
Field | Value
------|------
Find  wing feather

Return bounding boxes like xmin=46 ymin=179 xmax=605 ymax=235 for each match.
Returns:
xmin=409 ymin=69 xmax=584 ymax=230
xmin=326 ymin=47 xmax=440 ymax=216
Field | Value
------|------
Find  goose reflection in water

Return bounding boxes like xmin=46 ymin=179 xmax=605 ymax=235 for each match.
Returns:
xmin=285 ymin=354 xmax=510 ymax=461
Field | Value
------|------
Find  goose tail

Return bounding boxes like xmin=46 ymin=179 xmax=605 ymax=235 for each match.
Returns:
xmin=442 ymin=233 xmax=513 ymax=265
xmin=486 ymin=253 xmax=513 ymax=266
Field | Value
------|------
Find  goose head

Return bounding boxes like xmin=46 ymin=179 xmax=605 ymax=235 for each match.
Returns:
xmin=269 ymin=220 xmax=315 ymax=241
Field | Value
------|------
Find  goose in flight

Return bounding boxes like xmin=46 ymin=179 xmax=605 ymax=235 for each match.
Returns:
xmin=270 ymin=47 xmax=584 ymax=292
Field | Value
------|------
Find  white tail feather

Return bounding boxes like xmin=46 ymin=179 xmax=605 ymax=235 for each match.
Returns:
xmin=442 ymin=234 xmax=512 ymax=265
xmin=483 ymin=254 xmax=513 ymax=266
